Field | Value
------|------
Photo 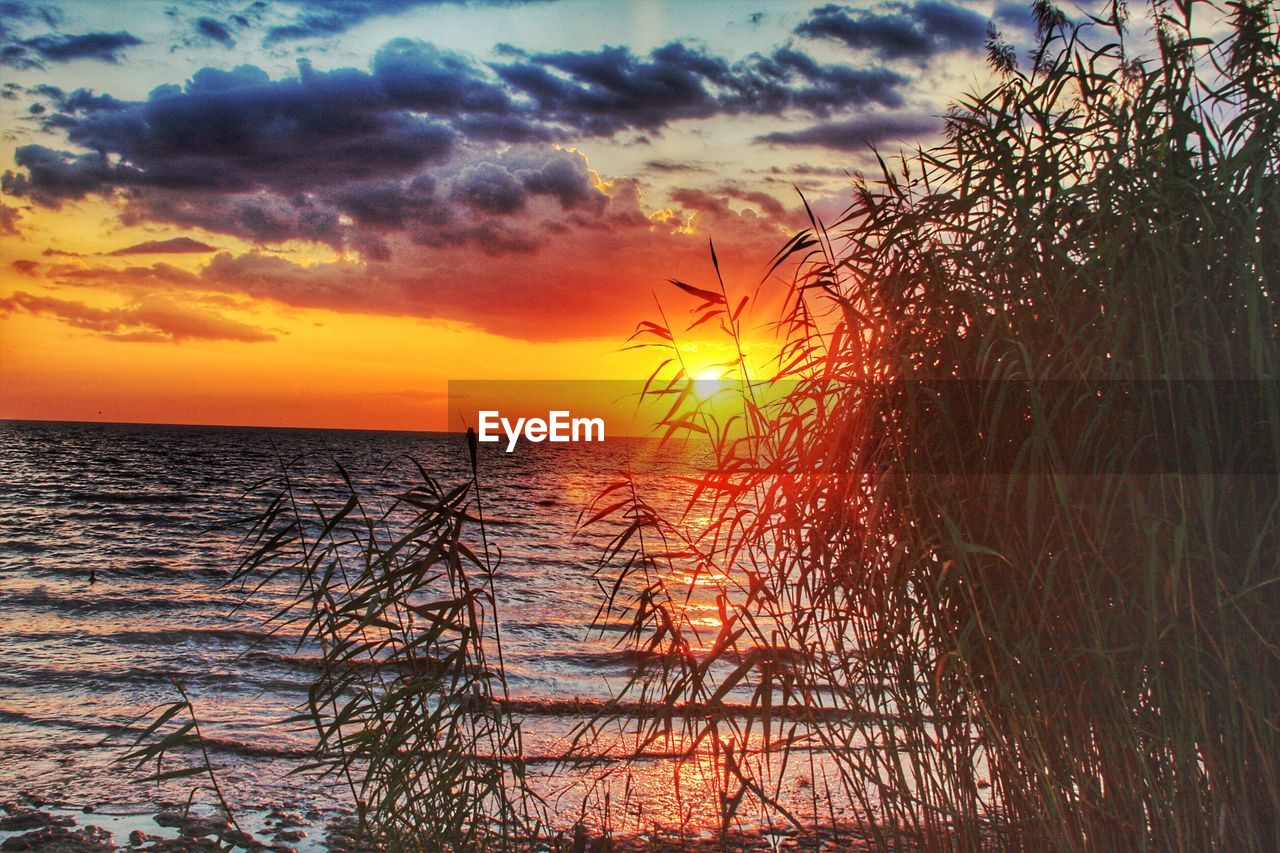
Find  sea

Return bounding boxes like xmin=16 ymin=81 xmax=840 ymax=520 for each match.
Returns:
xmin=0 ymin=420 xmax=841 ymax=848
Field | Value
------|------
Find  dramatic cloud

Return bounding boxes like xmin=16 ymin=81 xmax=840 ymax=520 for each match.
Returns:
xmin=119 ymin=191 xmax=350 ymax=249
xmin=372 ymin=39 xmax=515 ymax=115
xmin=0 ymin=1 xmax=61 ymax=28
xmin=14 ymin=172 xmax=798 ymax=341
xmin=2 ymin=38 xmax=894 ymax=253
xmin=194 ymin=17 xmax=236 ymax=47
xmin=757 ymin=112 xmax=941 ymax=150
xmin=445 ymin=148 xmax=601 ymax=218
xmin=108 ymin=237 xmax=218 ymax=256
xmin=186 ymin=194 xmax=790 ymax=340
xmin=796 ymin=1 xmax=989 ymax=62
xmin=6 ymin=36 xmax=909 ymax=202
xmin=493 ymin=42 xmax=905 ymax=135
xmin=0 ymin=290 xmax=275 ymax=342
xmin=0 ymin=28 xmax=904 ymax=341
xmin=28 ymin=62 xmax=458 ymax=195
xmin=2 ymin=31 xmax=142 ymax=69
xmin=1 ymin=146 xmax=118 ymax=206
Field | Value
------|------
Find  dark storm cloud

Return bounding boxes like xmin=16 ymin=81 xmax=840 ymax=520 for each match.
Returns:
xmin=123 ymin=192 xmax=347 ymax=248
xmin=493 ymin=42 xmax=904 ymax=134
xmin=2 ymin=30 xmax=142 ymax=68
xmin=494 ymin=42 xmax=731 ymax=133
xmin=264 ymin=0 xmax=557 ymax=44
xmin=333 ymin=175 xmax=445 ymax=229
xmin=195 ymin=17 xmax=235 ymax=47
xmin=796 ymin=1 xmax=989 ymax=62
xmin=452 ymin=161 xmax=526 ymax=214
xmin=372 ymin=39 xmax=513 ymax=114
xmin=330 ymin=146 xmax=597 ymax=235
xmin=446 ymin=150 xmax=599 ymax=217
xmin=757 ymin=112 xmax=941 ymax=150
xmin=410 ymin=218 xmax=542 ymax=255
xmin=730 ymin=46 xmax=905 ymax=114
xmin=10 ymin=62 xmax=457 ymax=200
xmin=514 ymin=152 xmax=597 ymax=209
xmin=1 ymin=145 xmax=117 ymax=206
xmin=2 ymin=33 xmax=912 ymax=263
xmin=6 ymin=36 xmax=910 ymax=212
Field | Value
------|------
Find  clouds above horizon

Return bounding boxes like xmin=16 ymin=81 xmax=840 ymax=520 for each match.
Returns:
xmin=9 ymin=33 xmax=914 ymax=197
xmin=9 ymin=169 xmax=793 ymax=341
xmin=0 ymin=31 xmax=910 ymax=263
xmin=1 ymin=1 xmax=1025 ymax=344
xmin=0 ymin=288 xmax=275 ymax=343
xmin=108 ymin=237 xmax=219 ymax=256
xmin=758 ymin=111 xmax=942 ymax=150
xmin=193 ymin=17 xmax=236 ymax=48
xmin=4 ymin=30 xmax=141 ymax=67
xmin=796 ymin=1 xmax=989 ymax=62
xmin=1 ymin=1 xmax=143 ymax=69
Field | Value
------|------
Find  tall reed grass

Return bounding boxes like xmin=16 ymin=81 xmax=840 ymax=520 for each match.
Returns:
xmin=586 ymin=0 xmax=1280 ymax=848
xmin=124 ymin=0 xmax=1278 ymax=847
xmin=124 ymin=452 xmax=546 ymax=848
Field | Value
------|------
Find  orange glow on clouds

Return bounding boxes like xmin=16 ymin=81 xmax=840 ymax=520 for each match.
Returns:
xmin=1 ymin=184 xmax=789 ymax=431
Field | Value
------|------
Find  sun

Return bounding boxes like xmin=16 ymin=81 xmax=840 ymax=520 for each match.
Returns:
xmin=692 ymin=365 xmax=727 ymax=403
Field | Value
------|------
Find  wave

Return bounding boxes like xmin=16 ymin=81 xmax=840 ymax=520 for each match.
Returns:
xmin=0 ymin=591 xmax=209 ymax=615
xmin=70 ymin=491 xmax=195 ymax=506
xmin=0 ymin=539 xmax=48 ymax=554
xmin=536 ymin=645 xmax=809 ymax=669
xmin=0 ymin=656 xmax=309 ymax=689
xmin=0 ymin=708 xmax=312 ymax=760
xmin=104 ymin=626 xmax=298 ymax=648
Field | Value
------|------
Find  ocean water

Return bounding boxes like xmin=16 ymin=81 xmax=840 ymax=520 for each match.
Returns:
xmin=0 ymin=420 xmax=841 ymax=845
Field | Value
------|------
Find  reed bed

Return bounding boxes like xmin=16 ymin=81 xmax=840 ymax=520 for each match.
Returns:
xmin=585 ymin=0 xmax=1280 ymax=848
xmin=124 ymin=447 xmax=547 ymax=848
xmin=124 ymin=0 xmax=1278 ymax=848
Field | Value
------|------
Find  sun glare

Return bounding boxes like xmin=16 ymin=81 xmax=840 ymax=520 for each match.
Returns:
xmin=692 ymin=366 xmax=727 ymax=403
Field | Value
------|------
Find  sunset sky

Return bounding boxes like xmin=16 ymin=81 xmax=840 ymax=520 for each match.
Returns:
xmin=0 ymin=0 xmax=1037 ymax=430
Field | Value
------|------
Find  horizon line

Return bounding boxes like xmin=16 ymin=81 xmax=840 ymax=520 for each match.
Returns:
xmin=0 ymin=416 xmax=453 ymax=434
xmin=0 ymin=416 xmax=663 ymax=438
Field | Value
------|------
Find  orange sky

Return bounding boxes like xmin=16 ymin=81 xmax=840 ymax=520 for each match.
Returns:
xmin=0 ymin=192 xmax=785 ymax=430
xmin=0 ymin=0 xmax=1012 ymax=429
